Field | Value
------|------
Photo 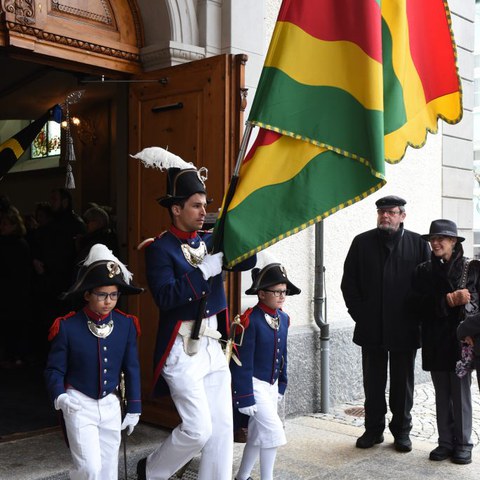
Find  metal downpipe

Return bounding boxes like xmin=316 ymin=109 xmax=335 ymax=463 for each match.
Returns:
xmin=314 ymin=221 xmax=329 ymax=413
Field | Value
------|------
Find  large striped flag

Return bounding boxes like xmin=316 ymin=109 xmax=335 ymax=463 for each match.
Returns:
xmin=218 ymin=0 xmax=462 ymax=267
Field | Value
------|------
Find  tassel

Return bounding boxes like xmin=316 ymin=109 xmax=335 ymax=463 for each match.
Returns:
xmin=66 ymin=135 xmax=76 ymax=162
xmin=65 ymin=163 xmax=75 ymax=189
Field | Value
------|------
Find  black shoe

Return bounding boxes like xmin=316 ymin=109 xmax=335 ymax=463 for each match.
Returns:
xmin=394 ymin=434 xmax=412 ymax=452
xmin=136 ymin=457 xmax=147 ymax=480
xmin=452 ymin=449 xmax=472 ymax=465
xmin=356 ymin=432 xmax=384 ymax=449
xmin=429 ymin=446 xmax=453 ymax=461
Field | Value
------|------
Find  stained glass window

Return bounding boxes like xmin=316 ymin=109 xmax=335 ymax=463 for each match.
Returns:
xmin=31 ymin=121 xmax=61 ymax=158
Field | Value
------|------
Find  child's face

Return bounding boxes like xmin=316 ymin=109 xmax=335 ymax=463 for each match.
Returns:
xmin=259 ymin=283 xmax=288 ymax=310
xmin=84 ymin=285 xmax=120 ymax=316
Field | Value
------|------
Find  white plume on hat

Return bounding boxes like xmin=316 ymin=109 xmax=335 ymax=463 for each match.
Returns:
xmin=82 ymin=244 xmax=133 ymax=284
xmin=130 ymin=147 xmax=193 ymax=171
xmin=255 ymin=250 xmax=280 ymax=270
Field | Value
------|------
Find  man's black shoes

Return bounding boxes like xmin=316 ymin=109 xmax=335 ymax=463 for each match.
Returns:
xmin=452 ymin=449 xmax=472 ymax=465
xmin=393 ymin=434 xmax=412 ymax=452
xmin=429 ymin=446 xmax=453 ymax=461
xmin=356 ymin=432 xmax=384 ymax=449
xmin=136 ymin=457 xmax=147 ymax=480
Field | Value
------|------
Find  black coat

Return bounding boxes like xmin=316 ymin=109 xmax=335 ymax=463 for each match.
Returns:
xmin=413 ymin=244 xmax=480 ymax=371
xmin=341 ymin=225 xmax=430 ymax=350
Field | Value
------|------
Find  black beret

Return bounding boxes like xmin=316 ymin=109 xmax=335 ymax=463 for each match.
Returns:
xmin=375 ymin=195 xmax=406 ymax=209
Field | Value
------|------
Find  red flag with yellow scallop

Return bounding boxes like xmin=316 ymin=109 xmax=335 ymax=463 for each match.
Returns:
xmin=218 ymin=0 xmax=462 ymax=267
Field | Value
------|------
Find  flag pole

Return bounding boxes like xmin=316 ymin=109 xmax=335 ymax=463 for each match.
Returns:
xmin=190 ymin=121 xmax=254 ymax=340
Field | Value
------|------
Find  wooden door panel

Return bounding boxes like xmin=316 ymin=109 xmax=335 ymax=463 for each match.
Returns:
xmin=128 ymin=54 xmax=244 ymax=427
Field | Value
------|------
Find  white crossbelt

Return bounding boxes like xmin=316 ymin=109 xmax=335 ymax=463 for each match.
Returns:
xmin=177 ymin=319 xmax=222 ymax=356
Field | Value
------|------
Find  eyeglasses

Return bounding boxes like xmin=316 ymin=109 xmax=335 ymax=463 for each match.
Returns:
xmin=377 ymin=209 xmax=401 ymax=216
xmin=264 ymin=289 xmax=289 ymax=297
xmin=92 ymin=291 xmax=120 ymax=301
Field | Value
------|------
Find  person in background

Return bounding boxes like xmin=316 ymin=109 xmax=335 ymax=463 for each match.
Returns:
xmin=0 ymin=204 xmax=32 ymax=367
xmin=341 ymin=195 xmax=430 ymax=452
xmin=231 ymin=263 xmax=300 ymax=480
xmin=412 ymin=219 xmax=474 ymax=465
xmin=76 ymin=205 xmax=120 ymax=266
xmin=133 ymin=147 xmax=256 ymax=480
xmin=45 ymin=243 xmax=143 ymax=479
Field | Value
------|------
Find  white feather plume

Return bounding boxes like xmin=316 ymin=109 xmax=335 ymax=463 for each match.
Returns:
xmin=130 ymin=147 xmax=193 ymax=171
xmin=255 ymin=250 xmax=280 ymax=270
xmin=82 ymin=244 xmax=133 ymax=284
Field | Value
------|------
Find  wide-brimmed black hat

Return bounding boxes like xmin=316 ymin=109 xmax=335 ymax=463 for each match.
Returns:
xmin=157 ymin=167 xmax=209 ymax=208
xmin=61 ymin=244 xmax=144 ymax=300
xmin=245 ymin=263 xmax=301 ymax=296
xmin=375 ymin=195 xmax=406 ymax=209
xmin=421 ymin=219 xmax=465 ymax=242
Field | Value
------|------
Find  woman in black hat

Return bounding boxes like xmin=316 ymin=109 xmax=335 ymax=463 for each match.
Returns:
xmin=231 ymin=262 xmax=300 ymax=480
xmin=412 ymin=219 xmax=475 ymax=465
xmin=44 ymin=244 xmax=143 ymax=480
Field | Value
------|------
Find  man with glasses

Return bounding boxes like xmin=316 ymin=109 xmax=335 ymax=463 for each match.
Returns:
xmin=341 ymin=195 xmax=430 ymax=452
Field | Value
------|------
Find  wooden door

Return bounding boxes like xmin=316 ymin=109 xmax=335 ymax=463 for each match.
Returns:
xmin=128 ymin=54 xmax=247 ymax=427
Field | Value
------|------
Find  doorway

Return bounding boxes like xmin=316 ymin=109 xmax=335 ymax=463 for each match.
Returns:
xmin=0 ymin=53 xmax=130 ymax=439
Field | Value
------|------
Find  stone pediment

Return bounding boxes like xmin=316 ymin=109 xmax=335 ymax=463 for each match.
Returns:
xmin=0 ymin=0 xmax=142 ymax=73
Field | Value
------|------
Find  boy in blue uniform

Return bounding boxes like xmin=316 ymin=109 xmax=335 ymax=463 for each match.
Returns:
xmin=231 ymin=262 xmax=300 ymax=480
xmin=132 ymin=147 xmax=256 ymax=480
xmin=45 ymin=244 xmax=143 ymax=480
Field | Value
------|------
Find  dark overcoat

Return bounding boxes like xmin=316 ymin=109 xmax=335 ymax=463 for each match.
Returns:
xmin=341 ymin=225 xmax=430 ymax=350
xmin=413 ymin=244 xmax=480 ymax=371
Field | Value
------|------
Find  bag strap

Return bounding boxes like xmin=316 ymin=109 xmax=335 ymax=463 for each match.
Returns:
xmin=459 ymin=258 xmax=472 ymax=289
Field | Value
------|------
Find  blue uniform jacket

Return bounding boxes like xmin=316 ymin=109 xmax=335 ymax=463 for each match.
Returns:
xmin=145 ymin=225 xmax=256 ymax=396
xmin=45 ymin=307 xmax=142 ymax=414
xmin=231 ymin=303 xmax=289 ymax=409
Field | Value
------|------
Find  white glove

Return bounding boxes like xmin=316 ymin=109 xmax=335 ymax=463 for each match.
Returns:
xmin=239 ymin=405 xmax=257 ymax=416
xmin=277 ymin=393 xmax=284 ymax=402
xmin=198 ymin=252 xmax=224 ymax=280
xmin=121 ymin=413 xmax=140 ymax=435
xmin=55 ymin=393 xmax=81 ymax=414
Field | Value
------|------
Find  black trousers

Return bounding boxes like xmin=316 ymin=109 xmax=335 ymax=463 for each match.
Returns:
xmin=361 ymin=347 xmax=417 ymax=436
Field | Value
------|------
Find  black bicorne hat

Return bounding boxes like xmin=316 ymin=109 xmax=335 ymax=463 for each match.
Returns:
xmin=61 ymin=244 xmax=144 ymax=300
xmin=157 ymin=167 xmax=209 ymax=207
xmin=130 ymin=147 xmax=211 ymax=208
xmin=245 ymin=263 xmax=301 ymax=296
xmin=421 ymin=219 xmax=465 ymax=242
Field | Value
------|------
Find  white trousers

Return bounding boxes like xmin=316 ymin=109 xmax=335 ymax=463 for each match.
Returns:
xmin=147 ymin=334 xmax=233 ymax=480
xmin=247 ymin=378 xmax=286 ymax=448
xmin=62 ymin=389 xmax=121 ymax=480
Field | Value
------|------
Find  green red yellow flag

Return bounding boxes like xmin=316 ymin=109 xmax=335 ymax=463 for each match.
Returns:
xmin=218 ymin=0 xmax=462 ymax=267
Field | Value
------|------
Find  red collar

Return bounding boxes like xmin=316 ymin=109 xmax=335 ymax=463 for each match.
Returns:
xmin=83 ymin=307 xmax=110 ymax=322
xmin=169 ymin=224 xmax=197 ymax=240
xmin=258 ymin=302 xmax=278 ymax=316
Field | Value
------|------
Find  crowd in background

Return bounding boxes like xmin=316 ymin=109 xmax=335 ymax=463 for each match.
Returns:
xmin=0 ymin=188 xmax=119 ymax=368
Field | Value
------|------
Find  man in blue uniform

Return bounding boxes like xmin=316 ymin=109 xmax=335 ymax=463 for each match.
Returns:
xmin=45 ymin=243 xmax=143 ymax=480
xmin=133 ymin=147 xmax=256 ymax=480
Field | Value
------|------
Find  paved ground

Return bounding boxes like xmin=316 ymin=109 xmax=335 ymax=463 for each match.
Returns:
xmin=3 ymin=382 xmax=480 ymax=479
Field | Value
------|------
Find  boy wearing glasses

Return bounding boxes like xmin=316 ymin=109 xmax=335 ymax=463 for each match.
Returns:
xmin=231 ymin=262 xmax=300 ymax=480
xmin=45 ymin=243 xmax=143 ymax=480
xmin=341 ymin=195 xmax=430 ymax=453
